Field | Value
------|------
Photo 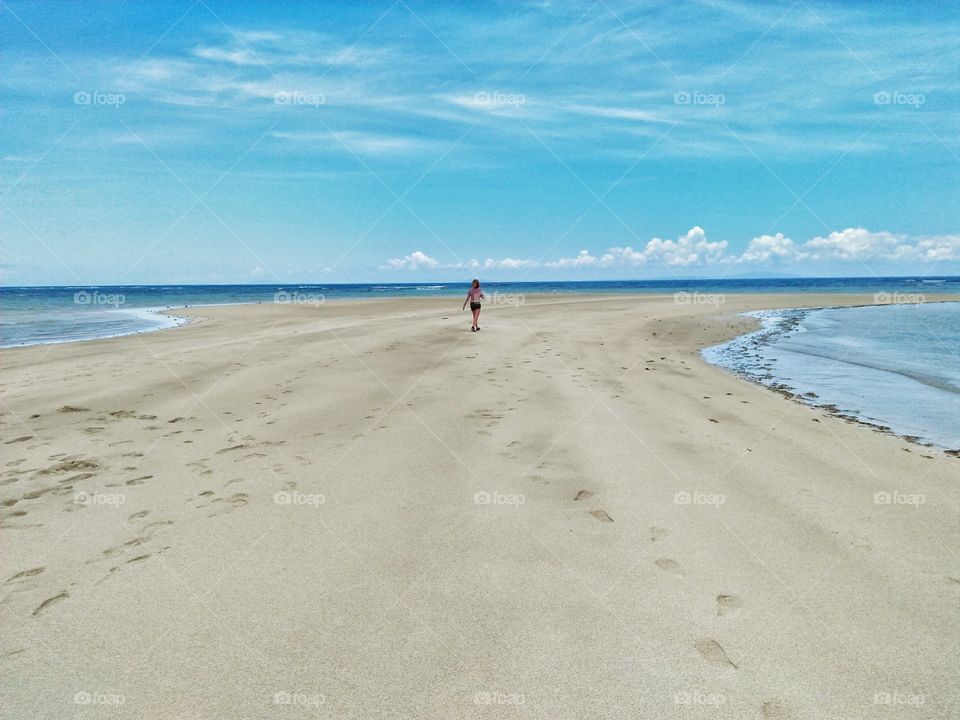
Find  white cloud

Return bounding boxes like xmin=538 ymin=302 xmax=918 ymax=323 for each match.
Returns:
xmin=546 ymin=250 xmax=600 ymax=268
xmin=549 ymin=227 xmax=728 ymax=268
xmin=194 ymin=46 xmax=259 ymax=65
xmin=803 ymin=227 xmax=903 ymax=261
xmin=386 ymin=251 xmax=440 ymax=270
xmin=907 ymin=234 xmax=960 ymax=262
xmin=641 ymin=226 xmax=728 ymax=266
xmin=385 ymin=227 xmax=960 ymax=274
xmin=465 ymin=257 xmax=538 ymax=270
xmin=272 ymin=131 xmax=427 ymax=156
xmin=739 ymin=232 xmax=802 ymax=263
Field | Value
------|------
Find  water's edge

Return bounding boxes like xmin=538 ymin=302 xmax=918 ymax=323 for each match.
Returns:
xmin=701 ymin=302 xmax=960 ymax=454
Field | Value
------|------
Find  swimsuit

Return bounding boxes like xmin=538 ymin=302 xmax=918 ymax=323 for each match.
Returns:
xmin=467 ymin=287 xmax=483 ymax=311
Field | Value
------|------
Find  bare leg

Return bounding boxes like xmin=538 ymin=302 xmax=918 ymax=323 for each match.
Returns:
xmin=472 ymin=308 xmax=480 ymax=330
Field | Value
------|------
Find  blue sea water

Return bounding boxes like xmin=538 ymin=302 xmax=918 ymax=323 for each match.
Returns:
xmin=703 ymin=300 xmax=960 ymax=450
xmin=2 ymin=277 xmax=958 ymax=349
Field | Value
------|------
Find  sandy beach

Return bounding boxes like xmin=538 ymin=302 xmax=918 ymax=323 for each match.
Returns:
xmin=1 ymin=293 xmax=957 ymax=719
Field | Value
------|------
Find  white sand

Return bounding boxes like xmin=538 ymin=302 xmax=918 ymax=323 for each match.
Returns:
xmin=1 ymin=294 xmax=957 ymax=719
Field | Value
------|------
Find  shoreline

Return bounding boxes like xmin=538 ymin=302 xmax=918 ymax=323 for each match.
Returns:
xmin=2 ymin=291 xmax=959 ymax=348
xmin=701 ymin=300 xmax=960 ymax=454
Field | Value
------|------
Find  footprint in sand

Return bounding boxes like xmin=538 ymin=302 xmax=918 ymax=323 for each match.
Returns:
xmin=6 ymin=567 xmax=45 ymax=584
xmin=694 ymin=638 xmax=737 ymax=669
xmin=762 ymin=699 xmax=789 ymax=718
xmin=32 ymin=591 xmax=68 ymax=616
xmin=589 ymin=509 xmax=613 ymax=522
xmin=127 ymin=510 xmax=150 ymax=521
xmin=207 ymin=493 xmax=249 ymax=517
xmin=650 ymin=526 xmax=668 ymax=542
xmin=139 ymin=520 xmax=173 ymax=540
xmin=655 ymin=558 xmax=684 ymax=576
xmin=716 ymin=594 xmax=742 ymax=616
xmin=574 ymin=490 xmax=593 ymax=501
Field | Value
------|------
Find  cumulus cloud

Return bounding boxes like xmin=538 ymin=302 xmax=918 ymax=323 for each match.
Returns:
xmin=739 ymin=233 xmax=802 ymax=263
xmin=549 ymin=227 xmax=728 ymax=268
xmin=908 ymin=234 xmax=960 ymax=262
xmin=385 ymin=253 xmax=540 ymax=272
xmin=464 ymin=257 xmax=538 ymax=270
xmin=545 ymin=250 xmax=600 ymax=268
xmin=641 ymin=226 xmax=728 ymax=266
xmin=385 ymin=228 xmax=960 ymax=273
xmin=803 ymin=228 xmax=904 ymax=261
xmin=386 ymin=250 xmax=440 ymax=270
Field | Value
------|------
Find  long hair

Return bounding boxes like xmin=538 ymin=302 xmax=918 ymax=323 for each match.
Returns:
xmin=471 ymin=278 xmax=480 ymax=288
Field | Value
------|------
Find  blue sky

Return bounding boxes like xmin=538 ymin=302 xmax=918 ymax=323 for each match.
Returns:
xmin=1 ymin=0 xmax=958 ymax=284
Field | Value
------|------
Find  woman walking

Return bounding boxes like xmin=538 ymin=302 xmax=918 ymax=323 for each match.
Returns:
xmin=462 ymin=279 xmax=485 ymax=332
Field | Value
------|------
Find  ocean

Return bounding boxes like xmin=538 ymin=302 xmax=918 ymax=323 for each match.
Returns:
xmin=3 ymin=277 xmax=958 ymax=349
xmin=702 ymin=300 xmax=960 ymax=450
